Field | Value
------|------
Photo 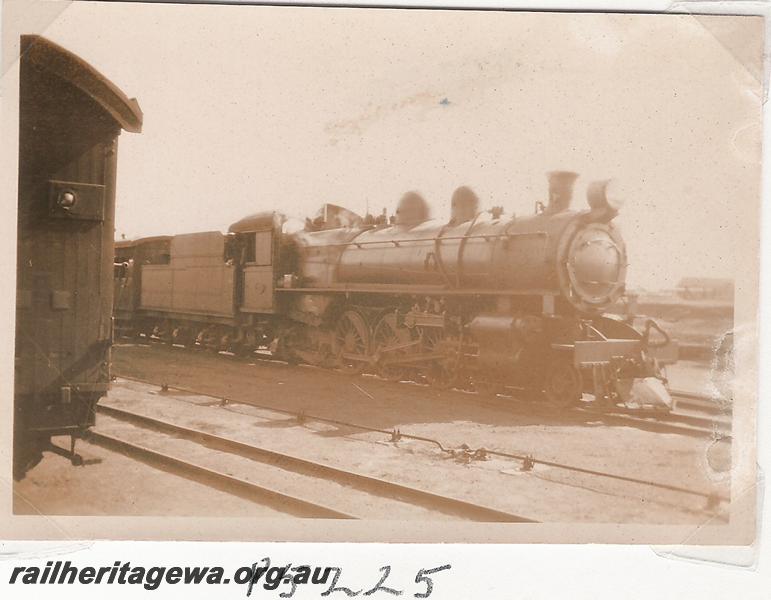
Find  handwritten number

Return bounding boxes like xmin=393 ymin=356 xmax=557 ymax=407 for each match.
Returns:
xmin=278 ymin=563 xmax=300 ymax=599
xmin=413 ymin=565 xmax=451 ymax=598
xmin=246 ymin=557 xmax=270 ymax=598
xmin=321 ymin=567 xmax=361 ymax=597
xmin=364 ymin=566 xmax=403 ymax=596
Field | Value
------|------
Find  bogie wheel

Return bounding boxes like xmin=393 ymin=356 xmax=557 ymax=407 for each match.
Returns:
xmin=161 ymin=320 xmax=176 ymax=345
xmin=232 ymin=343 xmax=252 ymax=358
xmin=218 ymin=332 xmax=233 ymax=353
xmin=372 ymin=312 xmax=417 ymax=382
xmin=129 ymin=324 xmax=144 ymax=342
xmin=272 ymin=329 xmax=299 ymax=364
xmin=171 ymin=326 xmax=194 ymax=348
xmin=199 ymin=328 xmax=220 ymax=352
xmin=542 ymin=357 xmax=583 ymax=410
xmin=333 ymin=310 xmax=371 ymax=375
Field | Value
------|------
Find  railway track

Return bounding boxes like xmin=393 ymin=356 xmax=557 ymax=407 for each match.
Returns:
xmin=88 ymin=403 xmax=536 ymax=522
xmin=467 ymin=390 xmax=730 ymax=439
xmin=106 ymin=374 xmax=730 ymax=517
xmin=671 ymin=389 xmax=732 ymax=415
xmin=117 ymin=341 xmax=730 ymax=440
xmin=576 ymin=401 xmax=731 ymax=439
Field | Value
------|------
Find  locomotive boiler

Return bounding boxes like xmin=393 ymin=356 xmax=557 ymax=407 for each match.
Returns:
xmin=116 ymin=170 xmax=676 ymax=410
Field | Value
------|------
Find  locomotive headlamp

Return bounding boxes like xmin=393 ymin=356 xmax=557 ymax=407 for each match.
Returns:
xmin=586 ymin=179 xmax=623 ymax=220
xmin=57 ymin=189 xmax=77 ymax=210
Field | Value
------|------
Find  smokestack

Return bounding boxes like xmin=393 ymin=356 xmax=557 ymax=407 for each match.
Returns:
xmin=546 ymin=171 xmax=579 ymax=214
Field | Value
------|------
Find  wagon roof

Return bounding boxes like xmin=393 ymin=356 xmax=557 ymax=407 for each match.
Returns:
xmin=20 ymin=35 xmax=143 ymax=133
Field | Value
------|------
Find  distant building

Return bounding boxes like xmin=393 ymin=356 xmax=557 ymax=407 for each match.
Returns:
xmin=676 ymin=277 xmax=734 ymax=301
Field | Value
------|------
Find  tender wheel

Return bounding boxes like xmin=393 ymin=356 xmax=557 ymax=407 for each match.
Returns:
xmin=198 ymin=328 xmax=221 ymax=352
xmin=542 ymin=357 xmax=583 ymax=409
xmin=333 ymin=310 xmax=371 ymax=375
xmin=372 ymin=312 xmax=417 ymax=382
xmin=135 ymin=322 xmax=152 ymax=342
xmin=218 ymin=332 xmax=232 ymax=353
xmin=160 ymin=320 xmax=177 ymax=345
xmin=171 ymin=326 xmax=194 ymax=348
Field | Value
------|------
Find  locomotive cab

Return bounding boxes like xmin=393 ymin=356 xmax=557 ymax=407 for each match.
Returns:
xmin=228 ymin=211 xmax=286 ymax=313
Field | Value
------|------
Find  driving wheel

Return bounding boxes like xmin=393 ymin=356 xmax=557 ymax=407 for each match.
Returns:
xmin=372 ymin=312 xmax=418 ymax=381
xmin=333 ymin=310 xmax=371 ymax=375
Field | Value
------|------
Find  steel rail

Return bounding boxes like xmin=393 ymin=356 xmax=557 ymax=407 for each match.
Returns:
xmin=113 ymin=344 xmax=727 ymax=441
xmin=95 ymin=404 xmax=536 ymax=523
xmin=670 ymin=390 xmax=732 ymax=416
xmin=124 ymin=337 xmax=732 ymax=438
xmin=484 ymin=449 xmax=728 ymax=504
xmin=577 ymin=405 xmax=731 ymax=433
xmin=85 ymin=430 xmax=355 ymax=519
xmin=110 ymin=373 xmax=729 ymax=504
xmin=117 ymin=342 xmax=731 ymax=423
xmin=460 ymin=402 xmax=731 ymax=443
xmin=670 ymin=389 xmax=718 ymax=401
xmin=463 ymin=389 xmax=729 ymax=439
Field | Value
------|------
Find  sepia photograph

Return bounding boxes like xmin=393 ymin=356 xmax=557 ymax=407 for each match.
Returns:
xmin=0 ymin=0 xmax=763 ymax=545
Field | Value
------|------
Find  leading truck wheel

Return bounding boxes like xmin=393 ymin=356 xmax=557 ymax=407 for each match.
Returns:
xmin=333 ymin=310 xmax=371 ymax=375
xmin=542 ymin=358 xmax=583 ymax=410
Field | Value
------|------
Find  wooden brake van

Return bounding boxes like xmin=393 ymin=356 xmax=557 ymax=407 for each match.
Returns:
xmin=14 ymin=35 xmax=142 ymax=478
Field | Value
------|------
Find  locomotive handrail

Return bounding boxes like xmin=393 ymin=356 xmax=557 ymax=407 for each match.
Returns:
xmin=275 ymin=285 xmax=558 ymax=296
xmin=302 ymin=230 xmax=548 ymax=250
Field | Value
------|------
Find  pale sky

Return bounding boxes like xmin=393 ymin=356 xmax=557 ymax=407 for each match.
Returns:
xmin=6 ymin=3 xmax=764 ymax=289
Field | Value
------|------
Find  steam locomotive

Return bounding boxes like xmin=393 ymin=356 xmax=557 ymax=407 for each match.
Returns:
xmin=115 ymin=172 xmax=677 ymax=409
